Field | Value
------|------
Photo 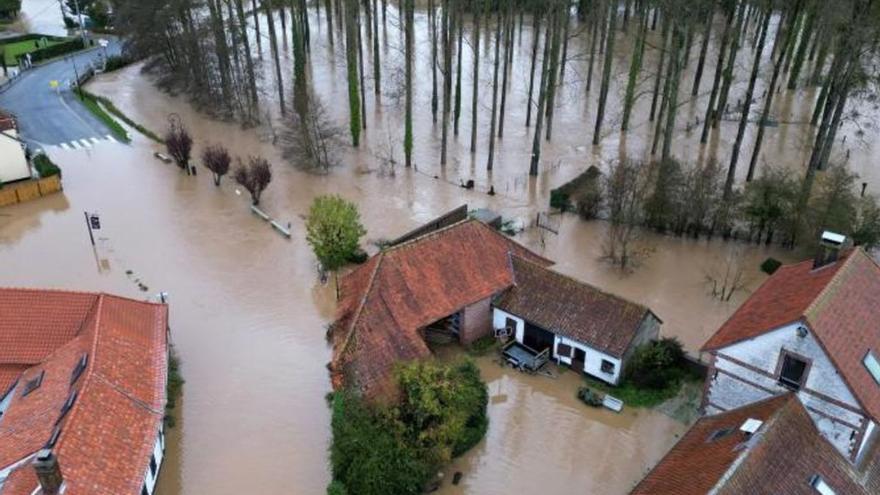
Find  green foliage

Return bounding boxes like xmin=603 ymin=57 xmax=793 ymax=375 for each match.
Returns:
xmin=742 ymin=167 xmax=798 ymax=244
xmin=624 ymin=338 xmax=686 ymax=390
xmin=306 ymin=195 xmax=366 ymax=271
xmin=81 ymin=90 xmax=163 ymax=143
xmin=0 ymin=36 xmax=66 ymax=65
xmin=645 ymin=159 xmax=685 ymax=233
xmin=26 ymin=38 xmax=84 ymax=63
xmin=329 ymin=360 xmax=489 ymax=495
xmin=550 ymin=189 xmax=571 ymax=211
xmin=760 ymin=257 xmax=782 ymax=275
xmin=577 ymin=387 xmax=603 ymax=407
xmin=164 ymin=346 xmax=184 ymax=428
xmin=0 ymin=0 xmax=21 ymax=17
xmin=104 ymin=54 xmax=134 ymax=72
xmin=330 ymin=391 xmax=431 ymax=495
xmin=466 ymin=334 xmax=499 ymax=356
xmin=33 ymin=154 xmax=61 ymax=178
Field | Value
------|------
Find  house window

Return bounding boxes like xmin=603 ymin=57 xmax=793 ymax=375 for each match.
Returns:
xmin=601 ymin=359 xmax=615 ymax=374
xmin=557 ymin=343 xmax=572 ymax=358
xmin=150 ymin=455 xmax=157 ymax=476
xmin=864 ymin=351 xmax=880 ymax=385
xmin=70 ymin=353 xmax=88 ymax=385
xmin=21 ymin=370 xmax=44 ymax=397
xmin=779 ymin=353 xmax=809 ymax=390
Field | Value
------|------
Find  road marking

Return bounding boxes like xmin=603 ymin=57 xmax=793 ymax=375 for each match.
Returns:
xmin=78 ymin=139 xmax=91 ymax=148
xmin=68 ymin=140 xmax=80 ymax=150
xmin=60 ymin=143 xmax=71 ymax=150
xmin=90 ymin=137 xmax=100 ymax=144
xmin=105 ymin=134 xmax=116 ymax=143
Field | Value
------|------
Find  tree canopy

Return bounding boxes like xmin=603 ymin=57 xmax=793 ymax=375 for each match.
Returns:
xmin=305 ymin=195 xmax=366 ymax=271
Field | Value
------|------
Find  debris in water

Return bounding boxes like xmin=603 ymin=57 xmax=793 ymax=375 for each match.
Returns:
xmin=452 ymin=472 xmax=463 ymax=485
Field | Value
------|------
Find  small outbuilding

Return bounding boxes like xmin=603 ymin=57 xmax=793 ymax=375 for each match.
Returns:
xmin=0 ymin=111 xmax=30 ymax=185
xmin=493 ymin=256 xmax=661 ymax=385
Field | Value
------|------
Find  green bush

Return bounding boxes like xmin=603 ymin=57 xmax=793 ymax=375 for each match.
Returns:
xmin=550 ymin=189 xmax=572 ymax=211
xmin=577 ymin=387 xmax=604 ymax=407
xmin=326 ymin=481 xmax=348 ymax=495
xmin=164 ymin=346 xmax=184 ymax=428
xmin=33 ymin=154 xmax=61 ymax=178
xmin=347 ymin=248 xmax=368 ymax=265
xmin=625 ymin=337 xmax=686 ymax=390
xmin=26 ymin=38 xmax=84 ymax=63
xmin=104 ymin=54 xmax=134 ymax=72
xmin=550 ymin=166 xmax=602 ymax=215
xmin=329 ymin=360 xmax=488 ymax=495
xmin=760 ymin=257 xmax=782 ymax=275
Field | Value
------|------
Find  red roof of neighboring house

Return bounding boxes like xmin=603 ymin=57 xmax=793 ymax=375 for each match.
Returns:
xmin=495 ymin=256 xmax=656 ymax=357
xmin=0 ymin=111 xmax=14 ymax=133
xmin=701 ymin=249 xmax=880 ymax=422
xmin=0 ymin=288 xmax=168 ymax=495
xmin=631 ymin=394 xmax=879 ymax=495
xmin=330 ymin=220 xmax=550 ymax=399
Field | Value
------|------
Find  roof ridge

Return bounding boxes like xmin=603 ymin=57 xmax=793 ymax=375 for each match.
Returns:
xmin=54 ymin=294 xmax=105 ymax=454
xmin=0 ymin=287 xmax=100 ymax=297
xmin=335 ymin=253 xmax=386 ymax=363
xmin=510 ymin=254 xmax=649 ymax=312
xmin=381 ymin=219 xmax=474 ymax=253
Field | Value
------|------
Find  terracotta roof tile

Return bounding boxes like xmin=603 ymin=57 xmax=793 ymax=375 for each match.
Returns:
xmin=331 ymin=220 xmax=550 ymax=399
xmin=632 ymin=394 xmax=877 ymax=495
xmin=495 ymin=256 xmax=653 ymax=357
xmin=0 ymin=288 xmax=167 ymax=495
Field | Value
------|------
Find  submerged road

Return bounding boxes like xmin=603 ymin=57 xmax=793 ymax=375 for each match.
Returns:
xmin=0 ymin=40 xmax=121 ymax=151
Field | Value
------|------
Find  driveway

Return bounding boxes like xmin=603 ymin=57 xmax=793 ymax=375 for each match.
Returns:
xmin=0 ymin=39 xmax=122 ymax=151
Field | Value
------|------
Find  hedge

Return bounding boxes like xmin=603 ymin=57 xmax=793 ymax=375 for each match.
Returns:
xmin=33 ymin=154 xmax=61 ymax=178
xmin=24 ymin=38 xmax=85 ymax=64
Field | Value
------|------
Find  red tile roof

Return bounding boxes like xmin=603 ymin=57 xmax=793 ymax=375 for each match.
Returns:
xmin=495 ymin=256 xmax=655 ymax=357
xmin=0 ymin=111 xmax=14 ymax=133
xmin=702 ymin=249 xmax=880 ymax=421
xmin=330 ymin=220 xmax=550 ymax=399
xmin=0 ymin=288 xmax=168 ymax=495
xmin=631 ymin=394 xmax=878 ymax=495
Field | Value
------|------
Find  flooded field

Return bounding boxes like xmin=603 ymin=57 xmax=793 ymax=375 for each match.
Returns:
xmin=0 ymin=4 xmax=829 ymax=495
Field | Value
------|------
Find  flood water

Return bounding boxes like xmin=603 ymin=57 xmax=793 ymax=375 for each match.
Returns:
xmin=0 ymin=4 xmax=828 ymax=495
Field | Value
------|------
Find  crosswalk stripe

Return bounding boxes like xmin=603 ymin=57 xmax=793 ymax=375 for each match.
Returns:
xmin=90 ymin=137 xmax=100 ymax=144
xmin=60 ymin=143 xmax=71 ymax=150
xmin=105 ymin=134 xmax=116 ymax=143
xmin=69 ymin=140 xmax=81 ymax=150
xmin=79 ymin=139 xmax=91 ymax=148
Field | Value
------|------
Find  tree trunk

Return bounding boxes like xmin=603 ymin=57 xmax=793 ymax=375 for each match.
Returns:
xmin=586 ymin=2 xmax=600 ymax=93
xmin=661 ymin=24 xmax=686 ymax=161
xmin=649 ymin=18 xmax=669 ymax=122
xmin=430 ymin=0 xmax=438 ymax=122
xmin=487 ymin=7 xmax=502 ymax=170
xmin=713 ymin=0 xmax=746 ymax=130
xmin=252 ymin=0 xmax=263 ymax=56
xmin=404 ymin=0 xmax=413 ymax=165
xmin=786 ymin=2 xmax=814 ymax=89
xmin=454 ymin=1 xmax=463 ymax=135
xmin=692 ymin=5 xmax=713 ymax=96
xmin=525 ymin=10 xmax=541 ymax=127
xmin=700 ymin=3 xmax=734 ymax=143
xmin=470 ymin=0 xmax=481 ymax=152
xmin=235 ymin=0 xmax=259 ymax=118
xmin=440 ymin=0 xmax=453 ymax=165
xmin=622 ymin=5 xmax=647 ymax=132
xmin=545 ymin=4 xmax=563 ymax=140
xmin=498 ymin=0 xmax=513 ymax=138
xmin=372 ymin=0 xmax=381 ymax=98
xmin=344 ymin=0 xmax=361 ymax=145
xmin=530 ymin=6 xmax=555 ymax=176
xmin=263 ymin=1 xmax=286 ymax=116
xmin=592 ymin=2 xmax=618 ymax=145
xmin=725 ymin=9 xmax=770 ymax=198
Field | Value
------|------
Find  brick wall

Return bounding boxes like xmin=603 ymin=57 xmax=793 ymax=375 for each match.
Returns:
xmin=460 ymin=297 xmax=493 ymax=344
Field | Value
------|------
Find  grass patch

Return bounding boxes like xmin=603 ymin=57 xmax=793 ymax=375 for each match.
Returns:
xmin=584 ymin=370 xmax=702 ymax=409
xmin=466 ymin=334 xmax=500 ymax=356
xmin=0 ymin=38 xmax=63 ymax=65
xmin=80 ymin=89 xmax=164 ymax=143
xmin=79 ymin=91 xmax=129 ymax=142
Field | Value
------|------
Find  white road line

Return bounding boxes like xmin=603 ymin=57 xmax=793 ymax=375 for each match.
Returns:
xmin=60 ymin=143 xmax=71 ymax=150
xmin=90 ymin=137 xmax=100 ymax=144
xmin=79 ymin=139 xmax=91 ymax=148
xmin=105 ymin=134 xmax=116 ymax=143
xmin=69 ymin=141 xmax=81 ymax=150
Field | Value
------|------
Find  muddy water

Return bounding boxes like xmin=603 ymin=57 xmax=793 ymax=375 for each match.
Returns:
xmin=435 ymin=356 xmax=689 ymax=495
xmin=0 ymin=6 xmax=817 ymax=495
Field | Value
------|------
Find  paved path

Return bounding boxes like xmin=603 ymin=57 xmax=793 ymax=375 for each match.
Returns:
xmin=0 ymin=40 xmax=121 ymax=151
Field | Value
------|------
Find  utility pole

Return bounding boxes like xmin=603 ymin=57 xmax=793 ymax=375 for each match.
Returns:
xmin=72 ymin=0 xmax=87 ymax=45
xmin=84 ymin=211 xmax=95 ymax=246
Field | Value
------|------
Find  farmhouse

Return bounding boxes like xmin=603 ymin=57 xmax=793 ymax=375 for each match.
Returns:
xmin=0 ymin=111 xmax=30 ymax=185
xmin=330 ymin=215 xmax=660 ymax=398
xmin=701 ymin=242 xmax=880 ymax=462
xmin=0 ymin=288 xmax=169 ymax=495
xmin=631 ymin=394 xmax=880 ymax=494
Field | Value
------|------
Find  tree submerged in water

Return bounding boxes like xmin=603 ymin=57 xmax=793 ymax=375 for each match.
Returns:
xmin=233 ymin=156 xmax=272 ymax=205
xmin=201 ymin=145 xmax=231 ymax=186
xmin=305 ymin=195 xmax=366 ymax=272
xmin=164 ymin=118 xmax=193 ymax=173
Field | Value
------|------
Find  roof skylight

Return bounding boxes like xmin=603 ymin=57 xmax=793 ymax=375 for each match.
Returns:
xmin=864 ymin=351 xmax=880 ymax=385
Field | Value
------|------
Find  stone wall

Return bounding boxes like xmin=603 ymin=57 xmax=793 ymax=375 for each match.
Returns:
xmin=460 ymin=296 xmax=493 ymax=345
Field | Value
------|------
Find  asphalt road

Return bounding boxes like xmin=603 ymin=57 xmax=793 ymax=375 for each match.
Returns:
xmin=0 ymin=40 xmax=122 ymax=151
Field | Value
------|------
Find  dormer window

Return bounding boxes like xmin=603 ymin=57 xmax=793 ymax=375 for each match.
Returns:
xmin=864 ymin=351 xmax=880 ymax=385
xmin=57 ymin=390 xmax=78 ymax=424
xmin=70 ymin=353 xmax=88 ymax=385
xmin=21 ymin=370 xmax=44 ymax=397
xmin=778 ymin=352 xmax=809 ymax=391
xmin=810 ymin=474 xmax=836 ymax=495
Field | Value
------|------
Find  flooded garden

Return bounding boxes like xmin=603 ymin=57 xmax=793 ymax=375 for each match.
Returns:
xmin=4 ymin=0 xmax=879 ymax=493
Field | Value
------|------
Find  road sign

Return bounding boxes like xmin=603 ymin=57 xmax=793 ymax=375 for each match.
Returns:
xmin=49 ymin=80 xmax=59 ymax=89
xmin=89 ymin=214 xmax=101 ymax=230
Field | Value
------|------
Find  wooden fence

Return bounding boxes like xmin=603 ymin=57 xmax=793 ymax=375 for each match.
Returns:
xmin=0 ymin=176 xmax=62 ymax=207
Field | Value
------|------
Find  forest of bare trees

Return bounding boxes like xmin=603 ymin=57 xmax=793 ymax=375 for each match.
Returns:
xmin=113 ymin=0 xmax=880 ymax=250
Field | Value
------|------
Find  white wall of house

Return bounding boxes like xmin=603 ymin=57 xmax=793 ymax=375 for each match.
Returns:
xmin=554 ymin=334 xmax=622 ymax=385
xmin=492 ymin=308 xmax=622 ymax=385
xmin=705 ymin=321 xmax=868 ymax=458
xmin=142 ymin=425 xmax=165 ymax=495
xmin=0 ymin=129 xmax=30 ymax=184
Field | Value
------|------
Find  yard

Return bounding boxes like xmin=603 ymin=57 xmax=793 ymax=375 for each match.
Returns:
xmin=1 ymin=37 xmax=64 ymax=65
xmin=432 ymin=354 xmax=693 ymax=495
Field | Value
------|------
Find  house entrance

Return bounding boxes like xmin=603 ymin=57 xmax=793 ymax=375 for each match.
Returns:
xmin=523 ymin=322 xmax=555 ymax=353
xmin=572 ymin=348 xmax=586 ymax=372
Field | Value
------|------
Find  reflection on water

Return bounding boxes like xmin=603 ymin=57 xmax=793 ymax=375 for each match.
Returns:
xmin=0 ymin=4 xmax=830 ymax=494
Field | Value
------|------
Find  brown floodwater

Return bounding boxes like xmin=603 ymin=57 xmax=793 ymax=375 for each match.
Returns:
xmin=0 ymin=5 xmax=837 ymax=495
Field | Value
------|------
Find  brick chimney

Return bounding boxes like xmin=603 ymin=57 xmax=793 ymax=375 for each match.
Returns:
xmin=32 ymin=449 xmax=63 ymax=495
xmin=813 ymin=231 xmax=850 ymax=269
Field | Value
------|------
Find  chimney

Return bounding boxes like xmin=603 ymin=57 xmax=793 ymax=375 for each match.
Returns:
xmin=32 ymin=449 xmax=63 ymax=495
xmin=813 ymin=231 xmax=849 ymax=269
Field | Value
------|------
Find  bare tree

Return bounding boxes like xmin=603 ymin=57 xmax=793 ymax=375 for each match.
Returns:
xmin=603 ymin=159 xmax=651 ymax=271
xmin=234 ymin=156 xmax=273 ymax=205
xmin=202 ymin=145 xmax=232 ymax=185
xmin=165 ymin=119 xmax=193 ymax=172
xmin=705 ymin=246 xmax=749 ymax=301
xmin=283 ymin=97 xmax=344 ymax=172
